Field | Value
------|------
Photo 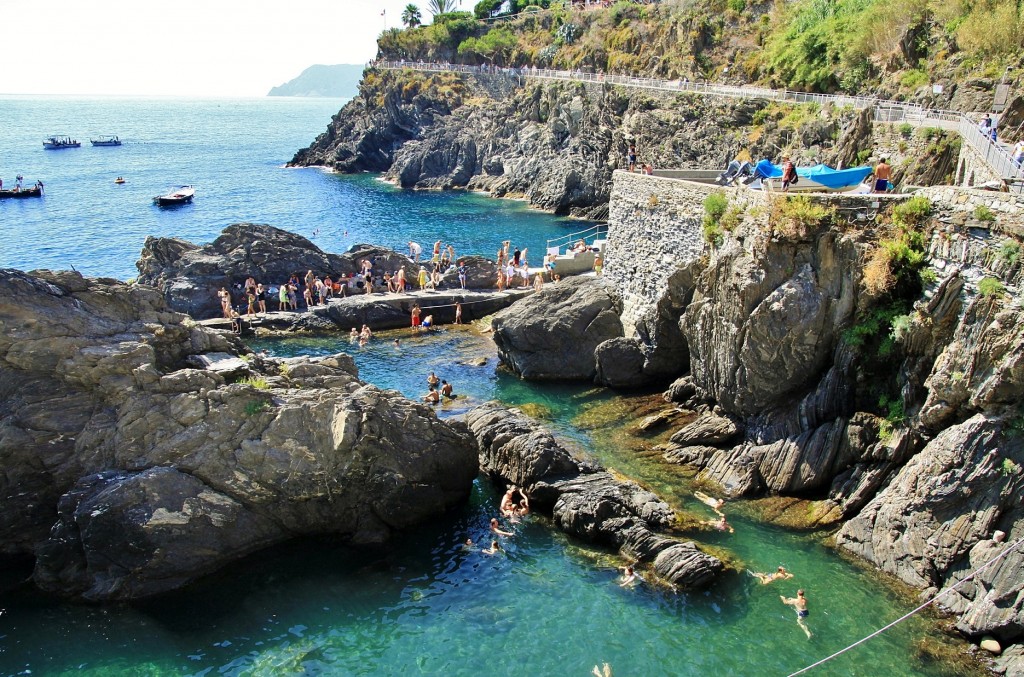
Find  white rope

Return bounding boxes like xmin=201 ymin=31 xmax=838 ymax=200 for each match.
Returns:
xmin=788 ymin=534 xmax=1024 ymax=676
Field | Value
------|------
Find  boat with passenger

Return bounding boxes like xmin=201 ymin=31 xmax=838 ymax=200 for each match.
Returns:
xmin=42 ymin=135 xmax=81 ymax=149
xmin=91 ymin=135 xmax=122 ymax=147
xmin=0 ymin=176 xmax=44 ymax=199
xmin=153 ymin=185 xmax=195 ymax=206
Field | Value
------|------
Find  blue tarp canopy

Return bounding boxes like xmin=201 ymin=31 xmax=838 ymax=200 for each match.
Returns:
xmin=753 ymin=160 xmax=872 ymax=189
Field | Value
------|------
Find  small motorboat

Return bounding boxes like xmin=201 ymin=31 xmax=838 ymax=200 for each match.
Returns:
xmin=91 ymin=135 xmax=122 ymax=147
xmin=153 ymin=185 xmax=195 ymax=206
xmin=114 ymin=176 xmax=126 ymax=184
xmin=43 ymin=135 xmax=80 ymax=149
xmin=747 ymin=160 xmax=873 ymax=193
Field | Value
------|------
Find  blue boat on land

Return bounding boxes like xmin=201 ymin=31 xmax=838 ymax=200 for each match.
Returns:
xmin=751 ymin=160 xmax=873 ymax=192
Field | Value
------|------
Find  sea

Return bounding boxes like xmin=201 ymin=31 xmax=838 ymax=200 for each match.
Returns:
xmin=0 ymin=96 xmax=959 ymax=676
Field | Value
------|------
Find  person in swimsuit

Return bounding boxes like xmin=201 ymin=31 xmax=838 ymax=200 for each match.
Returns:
xmin=781 ymin=589 xmax=811 ymax=638
xmin=489 ymin=518 xmax=513 ymax=537
xmin=427 ymin=372 xmax=440 ymax=387
xmin=423 ymin=386 xmax=440 ymax=404
xmin=702 ymin=514 xmax=734 ymax=533
xmin=482 ymin=539 xmax=501 ymax=555
xmin=619 ymin=565 xmax=638 ymax=587
xmin=752 ymin=566 xmax=793 ymax=585
xmin=440 ymin=380 xmax=454 ymax=398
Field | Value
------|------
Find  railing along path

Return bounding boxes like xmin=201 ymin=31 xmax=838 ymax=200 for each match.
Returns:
xmin=373 ymin=60 xmax=1021 ymax=183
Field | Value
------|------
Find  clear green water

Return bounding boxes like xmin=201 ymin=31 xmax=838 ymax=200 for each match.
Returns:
xmin=0 ymin=328 xmax=961 ymax=676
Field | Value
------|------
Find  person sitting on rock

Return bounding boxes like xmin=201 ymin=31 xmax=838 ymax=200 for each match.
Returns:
xmin=423 ymin=385 xmax=440 ymax=404
xmin=440 ymin=380 xmax=454 ymax=398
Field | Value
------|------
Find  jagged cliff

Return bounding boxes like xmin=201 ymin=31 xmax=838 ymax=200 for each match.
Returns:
xmin=490 ymin=178 xmax=1024 ymax=670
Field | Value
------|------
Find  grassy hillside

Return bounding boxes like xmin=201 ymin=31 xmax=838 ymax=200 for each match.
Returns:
xmin=379 ymin=0 xmax=1024 ymax=104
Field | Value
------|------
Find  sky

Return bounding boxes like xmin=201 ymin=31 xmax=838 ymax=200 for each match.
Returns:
xmin=0 ymin=0 xmax=464 ymax=96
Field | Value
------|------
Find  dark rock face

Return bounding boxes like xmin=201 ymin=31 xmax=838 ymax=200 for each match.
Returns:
xmin=136 ymin=223 xmax=414 ymax=319
xmin=466 ymin=402 xmax=723 ymax=589
xmin=491 ymin=276 xmax=623 ymax=381
xmin=0 ymin=268 xmax=477 ymax=600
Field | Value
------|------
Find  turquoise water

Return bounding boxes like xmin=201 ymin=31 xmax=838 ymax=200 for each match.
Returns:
xmin=0 ymin=95 xmax=590 ymax=280
xmin=0 ymin=97 xmax=963 ymax=676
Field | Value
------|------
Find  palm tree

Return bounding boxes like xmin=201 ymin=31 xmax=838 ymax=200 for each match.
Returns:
xmin=428 ymin=0 xmax=457 ymax=16
xmin=402 ymin=3 xmax=422 ymax=27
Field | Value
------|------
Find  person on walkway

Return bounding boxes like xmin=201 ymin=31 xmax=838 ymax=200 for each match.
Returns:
xmin=418 ymin=267 xmax=428 ymax=290
xmin=304 ymin=269 xmax=315 ymax=291
xmin=255 ymin=283 xmax=267 ymax=314
xmin=628 ymin=143 xmax=637 ymax=172
xmin=873 ymin=158 xmax=892 ymax=193
xmin=781 ymin=590 xmax=812 ymax=638
xmin=457 ymin=261 xmax=467 ymax=289
xmin=217 ymin=287 xmax=232 ymax=318
xmin=396 ymin=267 xmax=407 ymax=293
xmin=278 ymin=283 xmax=289 ymax=311
xmin=1013 ymin=140 xmax=1024 ymax=167
xmin=752 ymin=566 xmax=793 ymax=585
xmin=979 ymin=114 xmax=992 ymax=133
xmin=780 ymin=154 xmax=797 ymax=192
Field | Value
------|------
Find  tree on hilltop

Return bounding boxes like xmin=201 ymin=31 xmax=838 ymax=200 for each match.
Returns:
xmin=458 ymin=26 xmax=518 ymax=64
xmin=402 ymin=3 xmax=422 ymax=28
xmin=428 ymin=0 xmax=458 ymax=16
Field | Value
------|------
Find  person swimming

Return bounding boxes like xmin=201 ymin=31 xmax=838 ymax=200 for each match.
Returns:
xmin=427 ymin=372 xmax=440 ymax=387
xmin=489 ymin=518 xmax=514 ymax=537
xmin=702 ymin=514 xmax=734 ymax=533
xmin=781 ymin=589 xmax=812 ymax=639
xmin=751 ymin=566 xmax=793 ymax=585
xmin=619 ymin=565 xmax=638 ymax=587
xmin=482 ymin=539 xmax=501 ymax=555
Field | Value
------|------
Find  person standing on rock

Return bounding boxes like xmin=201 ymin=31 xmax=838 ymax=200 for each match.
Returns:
xmin=432 ymin=240 xmax=442 ymax=266
xmin=278 ymin=283 xmax=290 ymax=311
xmin=873 ymin=158 xmax=892 ymax=193
xmin=628 ymin=143 xmax=637 ymax=172
xmin=396 ymin=266 xmax=407 ymax=293
xmin=418 ymin=267 xmax=428 ymax=290
xmin=781 ymin=589 xmax=812 ymax=639
xmin=409 ymin=241 xmax=422 ymax=262
xmin=217 ymin=287 xmax=232 ymax=318
xmin=457 ymin=261 xmax=467 ymax=289
xmin=255 ymin=283 xmax=267 ymax=314
xmin=411 ymin=303 xmax=422 ymax=329
xmin=287 ymin=283 xmax=298 ymax=310
xmin=304 ymin=269 xmax=315 ymax=291
xmin=455 ymin=301 xmax=463 ymax=324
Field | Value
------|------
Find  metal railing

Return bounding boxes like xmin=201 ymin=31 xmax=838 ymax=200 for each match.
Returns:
xmin=373 ymin=60 xmax=1022 ymax=182
xmin=546 ymin=223 xmax=608 ymax=253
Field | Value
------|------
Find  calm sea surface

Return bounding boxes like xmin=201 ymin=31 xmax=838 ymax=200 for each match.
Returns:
xmin=0 ymin=97 xmax=959 ymax=676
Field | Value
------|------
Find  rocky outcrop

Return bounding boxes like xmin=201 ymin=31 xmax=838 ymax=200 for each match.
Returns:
xmin=0 ymin=269 xmax=477 ymax=600
xmin=465 ymin=402 xmax=723 ymax=589
xmin=491 ymin=276 xmax=623 ymax=381
xmin=290 ymin=67 xmax=863 ymax=220
xmin=136 ymin=223 xmax=416 ymax=319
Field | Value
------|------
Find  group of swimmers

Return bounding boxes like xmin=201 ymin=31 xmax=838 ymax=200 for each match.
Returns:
xmin=694 ymin=491 xmax=810 ymax=638
xmin=463 ymin=485 xmax=530 ymax=556
xmin=422 ymin=371 xmax=456 ymax=404
xmin=348 ymin=324 xmax=373 ymax=346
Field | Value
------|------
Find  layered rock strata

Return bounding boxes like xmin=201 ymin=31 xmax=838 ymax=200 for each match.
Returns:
xmin=465 ymin=402 xmax=723 ymax=589
xmin=0 ymin=269 xmax=477 ymax=600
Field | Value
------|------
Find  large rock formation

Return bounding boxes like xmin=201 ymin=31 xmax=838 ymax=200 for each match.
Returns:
xmin=465 ymin=402 xmax=723 ymax=589
xmin=290 ymin=69 xmax=859 ymax=220
xmin=491 ymin=276 xmax=623 ymax=381
xmin=0 ymin=269 xmax=477 ymax=600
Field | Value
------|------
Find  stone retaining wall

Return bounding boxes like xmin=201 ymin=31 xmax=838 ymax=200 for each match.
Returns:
xmin=604 ymin=171 xmax=910 ymax=334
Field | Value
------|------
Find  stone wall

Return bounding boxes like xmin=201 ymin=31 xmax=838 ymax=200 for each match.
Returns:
xmin=955 ymin=140 xmax=1004 ymax=187
xmin=604 ymin=171 xmax=911 ymax=334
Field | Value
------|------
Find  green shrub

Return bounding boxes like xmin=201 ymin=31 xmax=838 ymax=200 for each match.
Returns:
xmin=771 ymin=195 xmax=832 ymax=238
xmin=703 ymin=223 xmax=725 ymax=247
xmin=239 ymin=376 xmax=270 ymax=390
xmin=999 ymin=240 xmax=1021 ymax=265
xmin=978 ymin=276 xmax=1006 ymax=297
xmin=752 ymin=107 xmax=771 ymax=125
xmin=898 ymin=123 xmax=914 ymax=138
xmin=1001 ymin=458 xmax=1021 ymax=476
xmin=703 ymin=192 xmax=729 ymax=223
xmin=892 ymin=196 xmax=932 ymax=230
xmin=919 ymin=268 xmax=938 ymax=284
xmin=974 ymin=205 xmax=996 ymax=222
xmin=890 ymin=313 xmax=912 ymax=342
xmin=720 ymin=205 xmax=745 ymax=231
xmin=900 ymin=69 xmax=929 ymax=90
xmin=244 ymin=400 xmax=268 ymax=416
xmin=727 ymin=0 xmax=747 ymax=12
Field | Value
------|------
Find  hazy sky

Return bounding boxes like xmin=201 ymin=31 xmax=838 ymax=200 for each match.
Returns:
xmin=0 ymin=0 xmax=461 ymax=96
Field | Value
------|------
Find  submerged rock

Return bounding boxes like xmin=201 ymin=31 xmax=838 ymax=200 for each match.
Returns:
xmin=0 ymin=269 xmax=477 ymax=600
xmin=465 ymin=402 xmax=723 ymax=589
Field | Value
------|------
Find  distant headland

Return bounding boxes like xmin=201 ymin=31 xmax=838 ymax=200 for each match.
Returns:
xmin=267 ymin=64 xmax=364 ymax=98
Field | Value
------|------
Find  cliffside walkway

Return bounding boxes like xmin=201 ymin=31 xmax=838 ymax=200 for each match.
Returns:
xmin=374 ymin=60 xmax=1022 ymax=185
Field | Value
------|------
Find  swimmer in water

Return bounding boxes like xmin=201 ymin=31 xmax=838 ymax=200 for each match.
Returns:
xmin=619 ymin=565 xmax=638 ymax=587
xmin=489 ymin=518 xmax=514 ymax=537
xmin=702 ymin=514 xmax=734 ymax=533
xmin=482 ymin=539 xmax=501 ymax=555
xmin=751 ymin=566 xmax=793 ymax=585
xmin=781 ymin=589 xmax=812 ymax=639
xmin=427 ymin=371 xmax=440 ymax=387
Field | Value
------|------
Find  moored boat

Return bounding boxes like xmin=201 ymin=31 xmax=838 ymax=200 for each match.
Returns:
xmin=0 ymin=184 xmax=43 ymax=199
xmin=153 ymin=185 xmax=195 ymax=206
xmin=91 ymin=135 xmax=122 ymax=146
xmin=42 ymin=135 xmax=80 ymax=149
